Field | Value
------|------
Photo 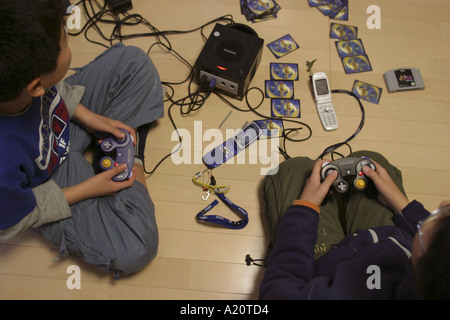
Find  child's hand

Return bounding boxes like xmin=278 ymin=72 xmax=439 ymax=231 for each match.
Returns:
xmin=87 ymin=164 xmax=136 ymax=197
xmin=298 ymin=159 xmax=337 ymax=207
xmin=90 ymin=115 xmax=137 ymax=146
xmin=73 ymin=104 xmax=137 ymax=145
xmin=362 ymin=160 xmax=409 ymax=214
xmin=63 ymin=164 xmax=136 ymax=205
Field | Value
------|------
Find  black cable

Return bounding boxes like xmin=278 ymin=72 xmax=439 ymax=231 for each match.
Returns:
xmin=68 ymin=0 xmax=112 ymax=48
xmin=67 ymin=1 xmax=241 ymax=174
xmin=142 ymin=80 xmax=314 ymax=175
xmin=211 ymin=88 xmax=313 ymax=161
xmin=111 ymin=14 xmax=235 ymax=42
xmin=71 ymin=2 xmax=367 ymax=174
xmin=142 ymin=74 xmax=213 ymax=174
xmin=315 ymin=89 xmax=365 ymax=161
xmin=245 ymin=254 xmax=266 ymax=268
xmin=69 ymin=0 xmax=234 ymax=54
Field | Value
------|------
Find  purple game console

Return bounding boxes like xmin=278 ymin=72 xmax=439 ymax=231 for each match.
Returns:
xmin=99 ymin=129 xmax=134 ymax=182
xmin=321 ymin=157 xmax=376 ymax=193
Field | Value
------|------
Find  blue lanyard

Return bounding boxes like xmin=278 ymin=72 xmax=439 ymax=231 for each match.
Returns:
xmin=196 ymin=190 xmax=249 ymax=229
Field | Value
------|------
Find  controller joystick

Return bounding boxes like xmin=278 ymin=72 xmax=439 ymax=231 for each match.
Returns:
xmin=320 ymin=157 xmax=376 ymax=194
xmin=99 ymin=129 xmax=135 ymax=182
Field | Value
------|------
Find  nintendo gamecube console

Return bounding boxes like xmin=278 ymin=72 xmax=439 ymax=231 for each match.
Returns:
xmin=194 ymin=23 xmax=264 ymax=100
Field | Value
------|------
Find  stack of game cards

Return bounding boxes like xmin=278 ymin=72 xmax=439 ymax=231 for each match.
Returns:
xmin=265 ymin=63 xmax=301 ymax=118
xmin=240 ymin=0 xmax=281 ymax=23
xmin=330 ymin=23 xmax=381 ymax=102
xmin=330 ymin=23 xmax=372 ymax=74
xmin=308 ymin=0 xmax=348 ymax=20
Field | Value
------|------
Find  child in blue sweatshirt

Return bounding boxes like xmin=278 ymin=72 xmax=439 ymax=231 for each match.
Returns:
xmin=0 ymin=0 xmax=164 ymax=276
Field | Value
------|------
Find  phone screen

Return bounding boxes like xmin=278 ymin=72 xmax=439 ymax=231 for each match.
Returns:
xmin=315 ymin=79 xmax=329 ymax=96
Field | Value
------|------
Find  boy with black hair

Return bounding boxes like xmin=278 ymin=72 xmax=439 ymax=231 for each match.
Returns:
xmin=0 ymin=0 xmax=164 ymax=276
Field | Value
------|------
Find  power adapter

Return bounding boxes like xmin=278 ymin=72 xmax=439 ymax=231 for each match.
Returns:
xmin=107 ymin=0 xmax=133 ymax=14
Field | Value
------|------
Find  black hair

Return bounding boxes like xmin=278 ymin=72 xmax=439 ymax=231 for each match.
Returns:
xmin=0 ymin=0 xmax=64 ymax=103
xmin=416 ymin=213 xmax=450 ymax=299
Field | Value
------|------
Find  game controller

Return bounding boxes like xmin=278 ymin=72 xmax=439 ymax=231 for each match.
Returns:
xmin=320 ymin=157 xmax=376 ymax=194
xmin=99 ymin=129 xmax=134 ymax=182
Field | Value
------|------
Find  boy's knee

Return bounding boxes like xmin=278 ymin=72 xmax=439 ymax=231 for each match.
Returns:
xmin=121 ymin=45 xmax=146 ymax=60
xmin=114 ymin=232 xmax=159 ymax=275
xmin=262 ymin=156 xmax=313 ymax=196
xmin=121 ymin=45 xmax=156 ymax=70
xmin=277 ymin=156 xmax=314 ymax=177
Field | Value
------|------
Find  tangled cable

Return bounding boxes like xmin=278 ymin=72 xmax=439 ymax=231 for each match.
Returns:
xmin=68 ymin=1 xmax=365 ymax=174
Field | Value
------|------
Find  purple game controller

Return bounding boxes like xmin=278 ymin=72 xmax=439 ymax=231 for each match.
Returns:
xmin=320 ymin=157 xmax=376 ymax=194
xmin=99 ymin=129 xmax=134 ymax=182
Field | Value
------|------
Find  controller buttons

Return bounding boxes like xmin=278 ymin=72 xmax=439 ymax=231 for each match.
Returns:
xmin=360 ymin=161 xmax=375 ymax=171
xmin=355 ymin=179 xmax=366 ymax=189
xmin=103 ymin=141 xmax=112 ymax=150
xmin=337 ymin=181 xmax=347 ymax=192
xmin=358 ymin=171 xmax=364 ymax=176
xmin=102 ymin=159 xmax=112 ymax=168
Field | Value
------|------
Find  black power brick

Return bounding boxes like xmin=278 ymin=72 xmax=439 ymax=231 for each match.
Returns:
xmin=106 ymin=0 xmax=133 ymax=14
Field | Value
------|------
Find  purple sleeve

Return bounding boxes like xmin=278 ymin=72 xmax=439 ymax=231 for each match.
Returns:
xmin=393 ymin=200 xmax=430 ymax=236
xmin=259 ymin=205 xmax=319 ymax=299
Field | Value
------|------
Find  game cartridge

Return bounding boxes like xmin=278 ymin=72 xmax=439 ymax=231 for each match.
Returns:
xmin=383 ymin=68 xmax=425 ymax=92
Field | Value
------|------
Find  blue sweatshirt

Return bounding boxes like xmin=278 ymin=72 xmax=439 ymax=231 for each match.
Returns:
xmin=0 ymin=86 xmax=70 ymax=229
xmin=259 ymin=200 xmax=430 ymax=299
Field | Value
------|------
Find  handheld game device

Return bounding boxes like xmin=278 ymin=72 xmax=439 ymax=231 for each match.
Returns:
xmin=320 ymin=157 xmax=376 ymax=193
xmin=99 ymin=129 xmax=134 ymax=182
xmin=203 ymin=122 xmax=263 ymax=169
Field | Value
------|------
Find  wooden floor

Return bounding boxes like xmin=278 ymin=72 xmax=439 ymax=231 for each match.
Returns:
xmin=1 ymin=0 xmax=449 ymax=300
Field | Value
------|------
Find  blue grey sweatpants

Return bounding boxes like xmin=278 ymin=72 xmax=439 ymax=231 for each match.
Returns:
xmin=36 ymin=44 xmax=164 ymax=275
